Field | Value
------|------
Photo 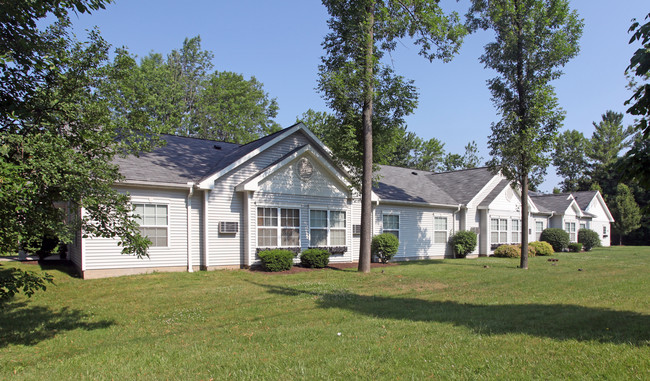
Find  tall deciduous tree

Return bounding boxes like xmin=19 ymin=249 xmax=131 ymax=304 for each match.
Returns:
xmin=319 ymin=0 xmax=466 ymax=272
xmin=611 ymin=183 xmax=641 ymax=245
xmin=469 ymin=0 xmax=583 ymax=269
xmin=623 ymin=13 xmax=650 ymax=189
xmin=103 ymin=37 xmax=280 ymax=143
xmin=553 ymin=129 xmax=589 ymax=191
xmin=1 ymin=1 xmax=155 ymax=301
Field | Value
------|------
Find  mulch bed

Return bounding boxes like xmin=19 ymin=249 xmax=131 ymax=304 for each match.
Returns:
xmin=249 ymin=262 xmax=397 ymax=274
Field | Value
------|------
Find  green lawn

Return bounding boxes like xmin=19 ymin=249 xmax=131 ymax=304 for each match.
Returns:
xmin=1 ymin=247 xmax=649 ymax=380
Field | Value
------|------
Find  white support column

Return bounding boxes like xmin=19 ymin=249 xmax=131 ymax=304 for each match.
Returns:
xmin=186 ymin=182 xmax=195 ymax=272
xmin=203 ymin=189 xmax=210 ymax=269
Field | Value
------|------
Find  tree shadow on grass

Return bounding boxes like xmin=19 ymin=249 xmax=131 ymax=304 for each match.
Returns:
xmin=253 ymin=282 xmax=650 ymax=346
xmin=0 ymin=301 xmax=114 ymax=348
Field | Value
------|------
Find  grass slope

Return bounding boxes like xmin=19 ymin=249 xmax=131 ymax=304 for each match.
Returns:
xmin=1 ymin=247 xmax=649 ymax=380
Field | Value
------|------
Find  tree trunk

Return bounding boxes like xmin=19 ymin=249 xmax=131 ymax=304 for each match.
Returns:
xmin=358 ymin=3 xmax=374 ymax=273
xmin=520 ymin=174 xmax=529 ymax=270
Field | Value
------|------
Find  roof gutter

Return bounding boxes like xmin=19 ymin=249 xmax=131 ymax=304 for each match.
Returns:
xmin=118 ymin=180 xmax=195 ymax=190
xmin=376 ymin=199 xmax=460 ymax=209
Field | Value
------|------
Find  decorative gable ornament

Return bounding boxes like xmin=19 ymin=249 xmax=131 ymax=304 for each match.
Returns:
xmin=295 ymin=157 xmax=314 ymax=181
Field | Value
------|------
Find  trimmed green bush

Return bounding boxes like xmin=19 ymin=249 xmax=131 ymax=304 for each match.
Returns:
xmin=568 ymin=243 xmax=583 ymax=252
xmin=578 ymin=229 xmax=601 ymax=251
xmin=493 ymin=244 xmax=535 ymax=258
xmin=493 ymin=244 xmax=519 ymax=258
xmin=300 ymin=248 xmax=330 ymax=268
xmin=540 ymin=228 xmax=570 ymax=252
xmin=529 ymin=241 xmax=554 ymax=256
xmin=450 ymin=230 xmax=477 ymax=258
xmin=257 ymin=249 xmax=294 ymax=272
xmin=371 ymin=233 xmax=399 ymax=264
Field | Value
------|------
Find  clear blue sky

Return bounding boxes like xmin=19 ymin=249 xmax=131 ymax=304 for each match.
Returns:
xmin=66 ymin=0 xmax=649 ymax=192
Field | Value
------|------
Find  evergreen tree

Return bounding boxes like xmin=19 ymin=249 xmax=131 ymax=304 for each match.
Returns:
xmin=611 ymin=183 xmax=642 ymax=245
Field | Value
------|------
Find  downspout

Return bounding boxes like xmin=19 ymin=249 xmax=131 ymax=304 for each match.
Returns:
xmin=452 ymin=204 xmax=462 ymax=234
xmin=186 ymin=182 xmax=195 ymax=273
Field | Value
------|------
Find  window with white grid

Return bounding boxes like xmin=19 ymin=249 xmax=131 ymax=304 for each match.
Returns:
xmin=133 ymin=204 xmax=168 ymax=247
xmin=434 ymin=216 xmax=448 ymax=244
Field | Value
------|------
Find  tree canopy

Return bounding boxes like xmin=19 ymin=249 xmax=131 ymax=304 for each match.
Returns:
xmin=103 ymin=36 xmax=281 ymax=144
xmin=0 ymin=0 xmax=159 ymax=300
xmin=469 ymin=0 xmax=583 ymax=269
xmin=319 ymin=0 xmax=467 ymax=272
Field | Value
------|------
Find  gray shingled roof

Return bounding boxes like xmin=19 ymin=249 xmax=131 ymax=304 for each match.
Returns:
xmin=198 ymin=123 xmax=300 ymax=182
xmin=529 ymin=193 xmax=574 ymax=213
xmin=375 ymin=166 xmax=459 ymax=205
xmin=571 ymin=191 xmax=598 ymax=210
xmin=427 ymin=167 xmax=498 ymax=205
xmin=478 ymin=179 xmax=511 ymax=208
xmin=375 ymin=166 xmax=500 ymax=206
xmin=114 ymin=134 xmax=240 ymax=184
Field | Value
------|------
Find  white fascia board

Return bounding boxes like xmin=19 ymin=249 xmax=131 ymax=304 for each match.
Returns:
xmin=466 ymin=172 xmax=504 ymax=208
xmin=594 ymin=191 xmax=615 ymax=222
xmin=197 ymin=124 xmax=302 ymax=189
xmin=235 ymin=145 xmax=353 ymax=193
xmin=568 ymin=200 xmax=584 ymax=218
xmin=118 ymin=180 xmax=195 ymax=190
xmin=377 ymin=199 xmax=460 ymax=209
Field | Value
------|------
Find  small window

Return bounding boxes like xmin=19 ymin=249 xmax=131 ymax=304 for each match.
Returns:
xmin=536 ymin=221 xmax=544 ymax=241
xmin=133 ymin=203 xmax=168 ymax=247
xmin=434 ymin=216 xmax=447 ymax=244
xmin=383 ymin=214 xmax=399 ymax=239
xmin=490 ymin=218 xmax=508 ymax=244
xmin=580 ymin=223 xmax=586 ymax=230
xmin=565 ymin=222 xmax=576 ymax=242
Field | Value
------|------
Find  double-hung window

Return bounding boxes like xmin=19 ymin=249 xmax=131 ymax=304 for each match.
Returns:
xmin=310 ymin=210 xmax=346 ymax=246
xmin=434 ymin=216 xmax=448 ymax=244
xmin=511 ymin=219 xmax=521 ymax=243
xmin=133 ymin=203 xmax=168 ymax=247
xmin=565 ymin=222 xmax=576 ymax=242
xmin=490 ymin=218 xmax=508 ymax=244
xmin=257 ymin=207 xmax=300 ymax=247
xmin=536 ymin=221 xmax=544 ymax=241
xmin=382 ymin=214 xmax=399 ymax=239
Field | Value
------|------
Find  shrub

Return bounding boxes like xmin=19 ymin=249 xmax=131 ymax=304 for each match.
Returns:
xmin=578 ymin=229 xmax=601 ymax=251
xmin=568 ymin=243 xmax=583 ymax=252
xmin=300 ymin=248 xmax=330 ymax=268
xmin=540 ymin=228 xmax=570 ymax=252
xmin=257 ymin=249 xmax=294 ymax=272
xmin=371 ymin=233 xmax=399 ymax=264
xmin=493 ymin=244 xmax=535 ymax=258
xmin=529 ymin=241 xmax=554 ymax=256
xmin=493 ymin=244 xmax=520 ymax=258
xmin=450 ymin=230 xmax=477 ymax=258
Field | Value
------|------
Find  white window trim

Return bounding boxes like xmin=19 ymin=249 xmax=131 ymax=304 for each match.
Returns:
xmin=309 ymin=209 xmax=347 ymax=246
xmin=132 ymin=202 xmax=170 ymax=248
xmin=382 ymin=213 xmax=400 ymax=239
xmin=256 ymin=206 xmax=301 ymax=248
xmin=433 ymin=216 xmax=448 ymax=244
xmin=511 ymin=218 xmax=521 ymax=243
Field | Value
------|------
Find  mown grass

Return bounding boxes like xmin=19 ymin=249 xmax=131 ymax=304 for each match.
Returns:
xmin=1 ymin=246 xmax=649 ymax=380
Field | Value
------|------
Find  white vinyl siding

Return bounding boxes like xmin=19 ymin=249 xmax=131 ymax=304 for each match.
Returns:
xmin=434 ymin=217 xmax=447 ymax=244
xmin=383 ymin=214 xmax=400 ymax=239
